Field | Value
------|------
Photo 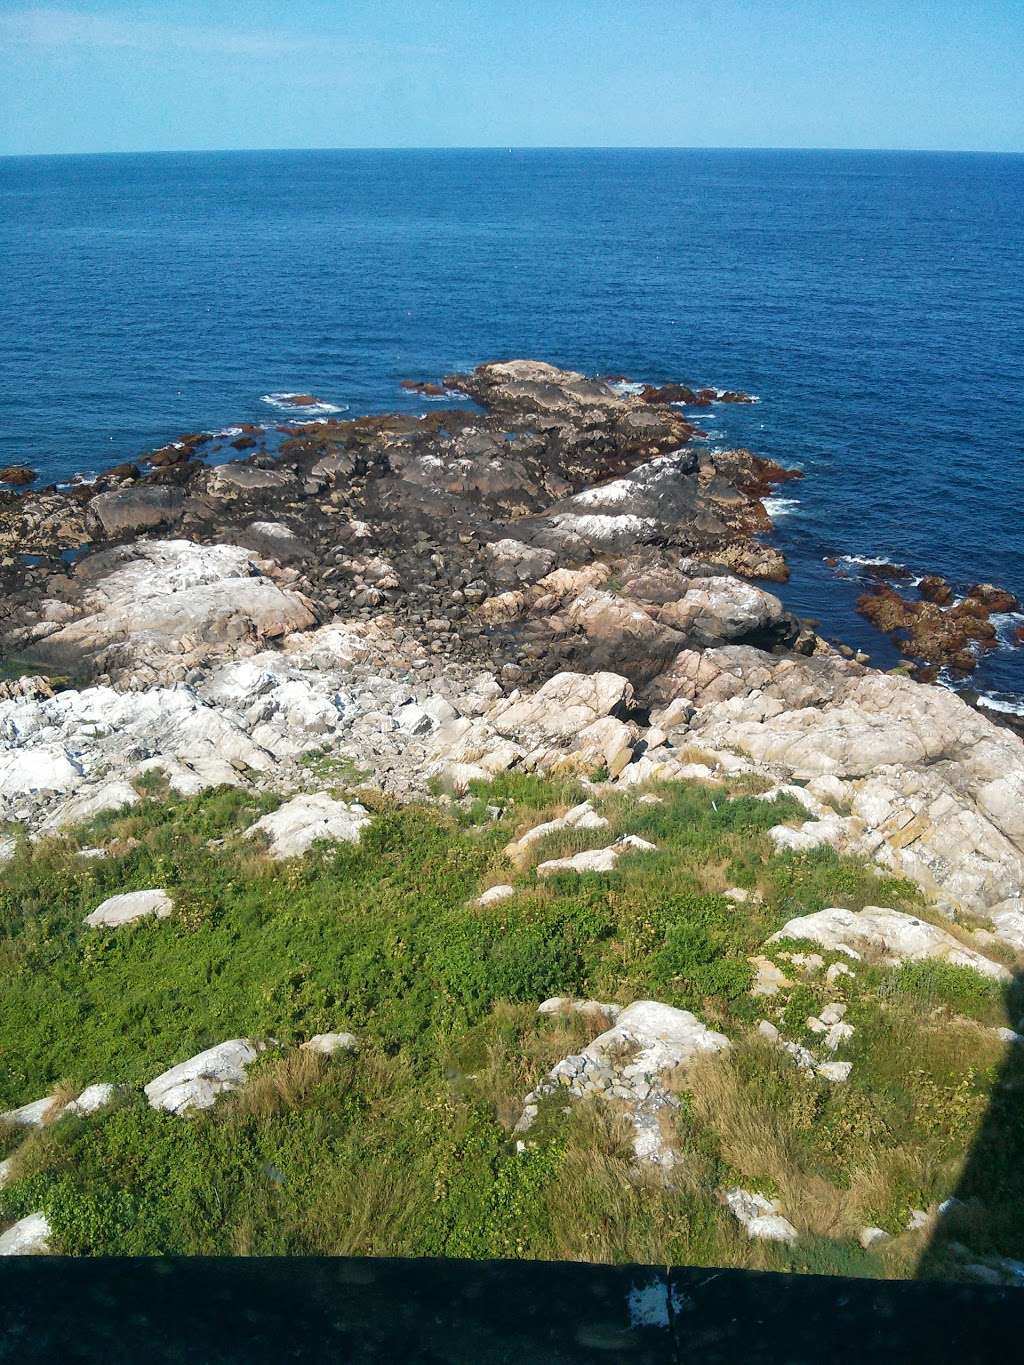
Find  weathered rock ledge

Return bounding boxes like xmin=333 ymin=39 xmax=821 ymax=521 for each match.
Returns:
xmin=0 ymin=359 xmax=1021 ymax=953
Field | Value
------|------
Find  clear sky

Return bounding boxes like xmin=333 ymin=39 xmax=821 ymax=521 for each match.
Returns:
xmin=1 ymin=0 xmax=1022 ymax=156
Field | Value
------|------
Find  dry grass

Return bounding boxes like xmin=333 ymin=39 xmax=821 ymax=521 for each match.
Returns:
xmin=226 ymin=1049 xmax=330 ymax=1123
xmin=685 ymin=1044 xmax=846 ymax=1238
xmin=459 ymin=1002 xmax=601 ymax=1129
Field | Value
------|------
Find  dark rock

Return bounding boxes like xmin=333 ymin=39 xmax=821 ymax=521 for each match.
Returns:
xmin=919 ymin=575 xmax=954 ymax=605
xmin=0 ymin=466 xmax=36 ymax=486
xmin=400 ymin=380 xmax=447 ymax=397
xmin=87 ymin=486 xmax=185 ymax=537
xmin=638 ymin=383 xmax=697 ymax=405
xmin=967 ymin=583 xmax=1019 ymax=613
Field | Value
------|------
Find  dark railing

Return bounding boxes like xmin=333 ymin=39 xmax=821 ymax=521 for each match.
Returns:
xmin=0 ymin=1257 xmax=1021 ymax=1363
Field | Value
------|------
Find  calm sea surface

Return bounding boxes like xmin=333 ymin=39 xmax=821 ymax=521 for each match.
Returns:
xmin=1 ymin=149 xmax=1022 ymax=703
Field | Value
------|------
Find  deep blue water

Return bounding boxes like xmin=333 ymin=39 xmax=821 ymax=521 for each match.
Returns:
xmin=1 ymin=149 xmax=1022 ymax=703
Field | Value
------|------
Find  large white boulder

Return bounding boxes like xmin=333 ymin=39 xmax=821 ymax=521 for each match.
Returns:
xmin=489 ymin=671 xmax=633 ymax=742
xmin=246 ymin=793 xmax=370 ymax=859
xmin=584 ymin=1001 xmax=731 ymax=1080
xmin=85 ymin=889 xmax=173 ymax=929
xmin=0 ymin=1212 xmax=51 ymax=1256
xmin=769 ymin=906 xmax=1011 ymax=982
xmin=144 ymin=1039 xmax=268 ymax=1115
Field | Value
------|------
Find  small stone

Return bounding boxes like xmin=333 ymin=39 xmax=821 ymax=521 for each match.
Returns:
xmin=65 ymin=1083 xmax=120 ymax=1116
xmin=85 ymin=888 xmax=173 ymax=928
xmin=906 ymin=1209 xmax=930 ymax=1231
xmin=750 ymin=956 xmax=792 ymax=997
xmin=826 ymin=961 xmax=855 ymax=985
xmin=819 ymin=1002 xmax=848 ymax=1025
xmin=823 ymin=1022 xmax=855 ymax=1052
xmin=859 ymin=1226 xmax=891 ymax=1250
xmin=816 ymin=1061 xmax=852 ymax=1083
xmin=301 ymin=1032 xmax=358 ymax=1056
xmin=475 ymin=884 xmax=516 ymax=907
xmin=757 ymin=1020 xmax=780 ymax=1043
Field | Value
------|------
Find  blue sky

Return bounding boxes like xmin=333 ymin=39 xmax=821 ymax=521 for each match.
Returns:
xmin=1 ymin=1 xmax=1022 ymax=155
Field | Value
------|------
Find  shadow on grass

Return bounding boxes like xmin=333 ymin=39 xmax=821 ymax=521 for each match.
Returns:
xmin=917 ymin=969 xmax=1024 ymax=1284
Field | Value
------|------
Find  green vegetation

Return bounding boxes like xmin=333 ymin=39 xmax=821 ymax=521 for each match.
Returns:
xmin=0 ymin=772 xmax=1020 ymax=1275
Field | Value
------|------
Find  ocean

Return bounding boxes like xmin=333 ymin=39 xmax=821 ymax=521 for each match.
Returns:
xmin=1 ymin=148 xmax=1022 ymax=705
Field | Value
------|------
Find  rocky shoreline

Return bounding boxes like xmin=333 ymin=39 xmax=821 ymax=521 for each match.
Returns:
xmin=0 ymin=359 xmax=1022 ymax=937
xmin=2 ymin=360 xmax=1024 ymax=1274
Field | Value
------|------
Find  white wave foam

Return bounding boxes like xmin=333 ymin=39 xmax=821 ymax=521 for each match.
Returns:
xmin=608 ymin=380 xmax=646 ymax=395
xmin=261 ymin=393 xmax=347 ymax=416
xmin=978 ymin=692 xmax=1024 ymax=718
xmin=991 ymin=612 xmax=1024 ymax=649
xmin=832 ymin=554 xmax=922 ymax=587
xmin=838 ymin=554 xmax=905 ymax=569
xmin=764 ymin=496 xmax=800 ymax=520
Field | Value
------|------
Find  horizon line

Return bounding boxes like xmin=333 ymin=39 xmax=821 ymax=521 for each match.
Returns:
xmin=2 ymin=143 xmax=1023 ymax=161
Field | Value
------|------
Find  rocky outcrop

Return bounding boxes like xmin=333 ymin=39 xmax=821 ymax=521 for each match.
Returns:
xmin=144 ymin=1039 xmax=269 ymax=1115
xmin=0 ymin=466 xmax=36 ymax=487
xmin=857 ymin=580 xmax=1016 ymax=675
xmin=0 ymin=358 xmax=1018 ymax=965
xmin=84 ymin=888 xmax=173 ymax=928
xmin=11 ymin=540 xmax=318 ymax=685
xmin=517 ymin=1000 xmax=729 ymax=1167
xmin=646 ymin=645 xmax=1024 ymax=923
xmin=0 ymin=1212 xmax=51 ymax=1256
xmin=246 ymin=793 xmax=371 ymax=859
xmin=769 ymin=906 xmax=1011 ymax=982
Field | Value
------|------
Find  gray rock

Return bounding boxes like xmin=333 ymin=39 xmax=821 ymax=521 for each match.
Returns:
xmin=300 ymin=1032 xmax=358 ymax=1056
xmin=88 ymin=486 xmax=184 ymax=536
xmin=85 ymin=888 xmax=173 ymax=928
xmin=725 ymin=1188 xmax=797 ymax=1243
xmin=859 ymin=1226 xmax=891 ymax=1250
xmin=0 ymin=1212 xmax=51 ymax=1256
xmin=768 ymin=906 xmax=1010 ymax=982
xmin=475 ymin=884 xmax=516 ymax=907
xmin=247 ymin=793 xmax=370 ymax=859
xmin=144 ymin=1038 xmax=268 ymax=1115
xmin=65 ymin=1083 xmax=121 ymax=1116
